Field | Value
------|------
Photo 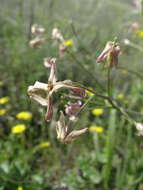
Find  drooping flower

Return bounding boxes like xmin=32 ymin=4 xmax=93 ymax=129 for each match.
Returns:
xmin=0 ymin=109 xmax=7 ymax=115
xmin=56 ymin=111 xmax=88 ymax=143
xmin=65 ymin=101 xmax=82 ymax=116
xmin=92 ymin=108 xmax=104 ymax=116
xmin=11 ymin=124 xmax=26 ymax=134
xmin=0 ymin=97 xmax=10 ymax=104
xmin=16 ymin=111 xmax=32 ymax=120
xmin=28 ymin=58 xmax=86 ymax=121
xmin=89 ymin=125 xmax=104 ymax=133
xmin=29 ymin=36 xmax=45 ymax=48
xmin=97 ymin=41 xmax=121 ymax=67
xmin=31 ymin=24 xmax=45 ymax=34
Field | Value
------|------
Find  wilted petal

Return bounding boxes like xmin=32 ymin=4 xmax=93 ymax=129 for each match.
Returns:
xmin=27 ymin=81 xmax=48 ymax=106
xmin=70 ymin=87 xmax=86 ymax=98
xmin=45 ymin=96 xmax=53 ymax=121
xmin=29 ymin=94 xmax=47 ymax=106
xmin=28 ymin=81 xmax=48 ymax=93
xmin=65 ymin=101 xmax=82 ymax=116
xmin=48 ymin=59 xmax=58 ymax=84
xmin=97 ymin=41 xmax=121 ymax=67
xmin=29 ymin=36 xmax=45 ymax=48
xmin=56 ymin=111 xmax=67 ymax=140
xmin=64 ymin=128 xmax=88 ymax=142
xmin=97 ymin=42 xmax=113 ymax=63
xmin=109 ymin=45 xmax=121 ymax=67
xmin=59 ymin=44 xmax=67 ymax=58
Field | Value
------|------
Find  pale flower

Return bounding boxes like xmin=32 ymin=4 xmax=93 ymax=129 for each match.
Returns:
xmin=31 ymin=24 xmax=45 ymax=34
xmin=29 ymin=36 xmax=45 ymax=48
xmin=135 ymin=122 xmax=143 ymax=136
xmin=97 ymin=41 xmax=121 ymax=67
xmin=52 ymin=28 xmax=64 ymax=42
xmin=56 ymin=111 xmax=88 ymax=143
xmin=28 ymin=58 xmax=86 ymax=121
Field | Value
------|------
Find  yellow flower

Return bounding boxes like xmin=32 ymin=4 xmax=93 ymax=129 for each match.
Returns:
xmin=136 ymin=30 xmax=143 ymax=38
xmin=117 ymin=93 xmax=124 ymax=99
xmin=11 ymin=124 xmax=26 ymax=134
xmin=0 ymin=81 xmax=4 ymax=87
xmin=89 ymin=125 xmax=104 ymax=133
xmin=63 ymin=39 xmax=74 ymax=46
xmin=92 ymin=108 xmax=104 ymax=116
xmin=0 ymin=97 xmax=10 ymax=104
xmin=0 ymin=109 xmax=7 ymax=115
xmin=16 ymin=111 xmax=32 ymax=120
xmin=18 ymin=186 xmax=24 ymax=190
xmin=38 ymin=141 xmax=51 ymax=148
xmin=85 ymin=90 xmax=94 ymax=97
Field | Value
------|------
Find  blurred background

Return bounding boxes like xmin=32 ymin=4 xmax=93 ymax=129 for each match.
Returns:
xmin=1 ymin=0 xmax=143 ymax=189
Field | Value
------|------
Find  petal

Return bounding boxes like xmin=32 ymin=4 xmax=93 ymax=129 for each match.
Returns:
xmin=29 ymin=94 xmax=47 ymax=106
xmin=96 ymin=42 xmax=113 ymax=63
xmin=48 ymin=60 xmax=57 ymax=84
xmin=28 ymin=81 xmax=48 ymax=93
xmin=64 ymin=128 xmax=88 ymax=142
xmin=45 ymin=96 xmax=53 ymax=121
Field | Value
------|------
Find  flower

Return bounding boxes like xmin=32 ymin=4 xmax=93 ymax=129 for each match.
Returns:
xmin=29 ymin=36 xmax=45 ymax=48
xmin=11 ymin=124 xmax=26 ymax=134
xmin=52 ymin=28 xmax=64 ymax=42
xmin=56 ymin=111 xmax=88 ymax=142
xmin=97 ymin=41 xmax=121 ymax=67
xmin=38 ymin=141 xmax=51 ymax=148
xmin=117 ymin=93 xmax=124 ymax=99
xmin=16 ymin=111 xmax=32 ymax=120
xmin=63 ymin=40 xmax=74 ymax=46
xmin=92 ymin=108 xmax=104 ymax=116
xmin=85 ymin=89 xmax=94 ymax=97
xmin=18 ymin=186 xmax=24 ymax=190
xmin=31 ymin=24 xmax=45 ymax=34
xmin=136 ymin=30 xmax=143 ymax=38
xmin=135 ymin=122 xmax=143 ymax=136
xmin=0 ymin=109 xmax=7 ymax=115
xmin=59 ymin=44 xmax=67 ymax=58
xmin=28 ymin=58 xmax=86 ymax=121
xmin=0 ymin=81 xmax=4 ymax=87
xmin=65 ymin=101 xmax=82 ymax=116
xmin=0 ymin=97 xmax=10 ymax=104
xmin=89 ymin=125 xmax=104 ymax=133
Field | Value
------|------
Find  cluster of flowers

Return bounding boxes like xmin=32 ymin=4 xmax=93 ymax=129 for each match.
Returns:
xmin=27 ymin=24 xmax=124 ymax=142
xmin=28 ymin=57 xmax=88 ymax=142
